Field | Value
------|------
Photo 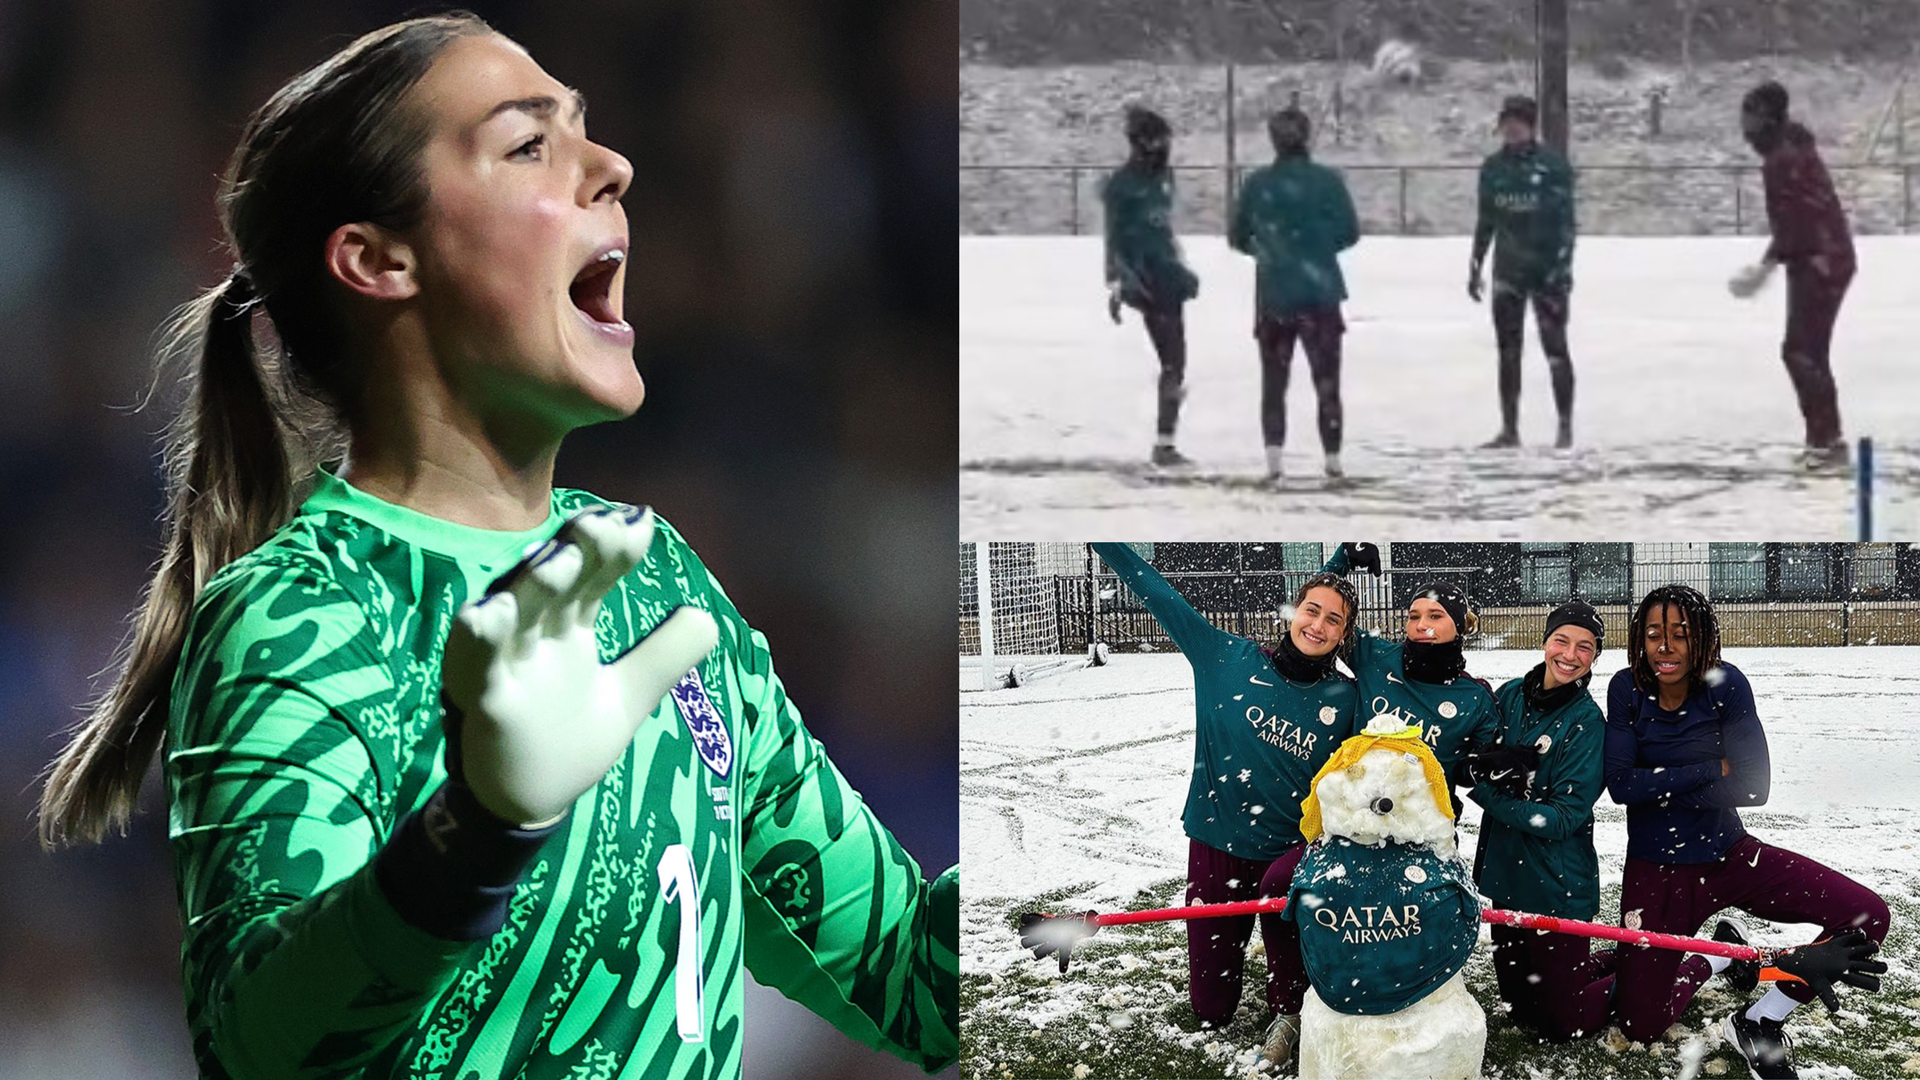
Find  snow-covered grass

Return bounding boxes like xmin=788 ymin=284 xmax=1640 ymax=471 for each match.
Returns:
xmin=961 ymin=648 xmax=1920 ymax=1079
xmin=959 ymin=235 xmax=1920 ymax=538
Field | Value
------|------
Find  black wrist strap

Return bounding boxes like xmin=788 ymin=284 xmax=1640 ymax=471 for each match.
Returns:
xmin=373 ymin=781 xmax=564 ymax=941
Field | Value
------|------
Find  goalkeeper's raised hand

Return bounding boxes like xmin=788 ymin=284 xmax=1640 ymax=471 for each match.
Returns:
xmin=441 ymin=504 xmax=719 ymax=828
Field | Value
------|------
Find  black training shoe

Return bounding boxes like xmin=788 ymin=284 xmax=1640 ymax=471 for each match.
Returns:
xmin=1724 ymin=1008 xmax=1797 ymax=1080
xmin=1714 ymin=920 xmax=1760 ymax=992
xmin=1554 ymin=421 xmax=1573 ymax=449
xmin=1481 ymin=430 xmax=1520 ymax=449
xmin=1149 ymin=445 xmax=1193 ymax=468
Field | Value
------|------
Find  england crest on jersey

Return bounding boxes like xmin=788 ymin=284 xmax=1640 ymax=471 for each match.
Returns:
xmin=671 ymin=668 xmax=732 ymax=778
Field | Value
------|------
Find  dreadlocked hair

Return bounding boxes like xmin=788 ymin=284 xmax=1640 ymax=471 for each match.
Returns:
xmin=1627 ymin=584 xmax=1722 ymax=695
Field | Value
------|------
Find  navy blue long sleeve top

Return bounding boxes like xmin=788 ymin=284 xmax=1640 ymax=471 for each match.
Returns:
xmin=1603 ymin=662 xmax=1772 ymax=864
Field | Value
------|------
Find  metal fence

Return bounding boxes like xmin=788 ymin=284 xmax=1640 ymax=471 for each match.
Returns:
xmin=959 ymin=162 xmax=1920 ymax=236
xmin=969 ymin=543 xmax=1920 ymax=653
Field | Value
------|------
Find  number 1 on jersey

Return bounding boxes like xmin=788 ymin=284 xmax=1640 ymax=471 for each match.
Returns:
xmin=657 ymin=843 xmax=705 ymax=1042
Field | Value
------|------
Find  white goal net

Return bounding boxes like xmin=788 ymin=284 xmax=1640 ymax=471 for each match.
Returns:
xmin=959 ymin=542 xmax=1102 ymax=691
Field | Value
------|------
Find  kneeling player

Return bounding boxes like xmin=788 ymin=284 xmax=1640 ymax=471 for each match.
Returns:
xmin=1468 ymin=602 xmax=1616 ymax=1040
xmin=1229 ymin=107 xmax=1360 ymax=482
xmin=1089 ymin=544 xmax=1360 ymax=1069
xmin=1102 ymin=106 xmax=1201 ymax=467
xmin=1607 ymin=586 xmax=1889 ymax=1077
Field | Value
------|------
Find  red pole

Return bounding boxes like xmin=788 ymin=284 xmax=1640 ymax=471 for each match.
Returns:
xmin=1479 ymin=906 xmax=1760 ymax=961
xmin=1080 ymin=897 xmax=1762 ymax=961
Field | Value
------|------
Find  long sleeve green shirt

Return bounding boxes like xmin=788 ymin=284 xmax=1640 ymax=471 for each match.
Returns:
xmin=1468 ymin=666 xmax=1605 ymax=919
xmin=1091 ymin=543 xmax=1358 ymax=858
xmin=166 ymin=471 xmax=956 ymax=1079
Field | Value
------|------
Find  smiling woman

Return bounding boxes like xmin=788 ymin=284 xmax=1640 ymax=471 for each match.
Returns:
xmin=34 ymin=12 xmax=955 ymax=1080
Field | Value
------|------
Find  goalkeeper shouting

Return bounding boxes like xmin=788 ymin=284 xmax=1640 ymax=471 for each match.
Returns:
xmin=36 ymin=14 xmax=955 ymax=1080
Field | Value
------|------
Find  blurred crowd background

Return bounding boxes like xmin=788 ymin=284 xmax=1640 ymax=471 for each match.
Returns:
xmin=0 ymin=1 xmax=955 ymax=1076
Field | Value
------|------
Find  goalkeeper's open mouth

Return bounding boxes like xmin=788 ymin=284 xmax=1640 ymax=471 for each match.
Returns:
xmin=570 ymin=241 xmax=632 ymax=344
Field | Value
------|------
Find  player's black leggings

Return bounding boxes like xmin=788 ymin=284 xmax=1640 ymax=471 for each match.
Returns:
xmin=1491 ymin=286 xmax=1573 ymax=432
xmin=1141 ymin=304 xmax=1187 ymax=438
xmin=1256 ymin=308 xmax=1344 ymax=453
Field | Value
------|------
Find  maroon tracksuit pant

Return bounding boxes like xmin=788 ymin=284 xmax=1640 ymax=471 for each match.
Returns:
xmin=1255 ymin=309 xmax=1344 ymax=454
xmin=1491 ymin=925 xmax=1617 ymax=1041
xmin=1781 ymin=258 xmax=1853 ymax=447
xmin=1614 ymin=834 xmax=1889 ymax=1043
xmin=1185 ymin=838 xmax=1310 ymax=1026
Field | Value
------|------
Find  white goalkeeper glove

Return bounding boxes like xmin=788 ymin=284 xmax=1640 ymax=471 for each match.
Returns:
xmin=1727 ymin=261 xmax=1775 ymax=299
xmin=440 ymin=504 xmax=719 ymax=828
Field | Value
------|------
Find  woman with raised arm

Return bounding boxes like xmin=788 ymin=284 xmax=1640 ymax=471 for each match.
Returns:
xmin=1090 ymin=543 xmax=1358 ymax=1069
xmin=1323 ymin=543 xmax=1502 ymax=808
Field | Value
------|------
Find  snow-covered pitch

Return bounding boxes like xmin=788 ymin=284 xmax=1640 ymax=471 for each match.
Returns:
xmin=960 ymin=648 xmax=1920 ymax=1079
xmin=960 ymin=236 xmax=1920 ymax=538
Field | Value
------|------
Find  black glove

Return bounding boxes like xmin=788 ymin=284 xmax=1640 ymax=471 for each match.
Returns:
xmin=1018 ymin=910 xmax=1101 ymax=973
xmin=1461 ymin=742 xmax=1537 ymax=798
xmin=1107 ymin=283 xmax=1124 ymax=324
xmin=1467 ymin=261 xmax=1485 ymax=303
xmin=1765 ymin=929 xmax=1887 ymax=1012
xmin=1341 ymin=542 xmax=1383 ymax=577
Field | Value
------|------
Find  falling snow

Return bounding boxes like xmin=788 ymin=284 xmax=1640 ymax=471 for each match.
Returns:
xmin=963 ymin=646 xmax=1920 ymax=1076
xmin=961 ymin=237 xmax=1920 ymax=536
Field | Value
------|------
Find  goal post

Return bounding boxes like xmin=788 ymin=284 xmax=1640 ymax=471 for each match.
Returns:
xmin=960 ymin=542 xmax=1106 ymax=691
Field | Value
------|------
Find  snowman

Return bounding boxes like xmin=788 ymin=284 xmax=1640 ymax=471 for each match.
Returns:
xmin=1280 ymin=716 xmax=1486 ymax=1079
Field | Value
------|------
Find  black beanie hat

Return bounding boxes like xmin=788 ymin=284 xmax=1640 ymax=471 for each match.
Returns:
xmin=1498 ymin=94 xmax=1538 ymax=128
xmin=1742 ymin=81 xmax=1789 ymax=124
xmin=1544 ymin=600 xmax=1605 ymax=651
xmin=1125 ymin=105 xmax=1171 ymax=147
xmin=1411 ymin=580 xmax=1470 ymax=637
xmin=1268 ymin=107 xmax=1312 ymax=153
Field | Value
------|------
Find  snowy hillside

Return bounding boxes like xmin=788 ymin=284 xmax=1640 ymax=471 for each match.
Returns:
xmin=960 ymin=648 xmax=1920 ymax=1079
xmin=961 ymin=58 xmax=1920 ymax=236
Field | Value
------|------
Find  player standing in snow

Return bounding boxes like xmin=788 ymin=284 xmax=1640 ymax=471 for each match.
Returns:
xmin=1726 ymin=81 xmax=1856 ymax=469
xmin=1606 ymin=585 xmax=1888 ymax=1078
xmin=34 ymin=16 xmax=955 ymax=1077
xmin=1470 ymin=602 xmax=1618 ymax=1041
xmin=1321 ymin=544 xmax=1500 ymax=804
xmin=1228 ymin=106 xmax=1361 ymax=484
xmin=1088 ymin=544 xmax=1358 ymax=1068
xmin=1468 ymin=95 xmax=1578 ymax=450
xmin=1102 ymin=106 xmax=1201 ymax=467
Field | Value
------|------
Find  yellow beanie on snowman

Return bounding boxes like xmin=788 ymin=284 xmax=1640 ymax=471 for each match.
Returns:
xmin=1298 ymin=716 xmax=1455 ymax=843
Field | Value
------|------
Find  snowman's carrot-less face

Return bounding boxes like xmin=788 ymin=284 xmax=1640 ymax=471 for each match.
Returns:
xmin=1542 ymin=625 xmax=1598 ymax=689
xmin=1643 ymin=603 xmax=1692 ymax=697
xmin=1314 ymin=747 xmax=1455 ymax=856
xmin=1405 ymin=597 xmax=1458 ymax=644
xmin=1291 ymin=585 xmax=1352 ymax=659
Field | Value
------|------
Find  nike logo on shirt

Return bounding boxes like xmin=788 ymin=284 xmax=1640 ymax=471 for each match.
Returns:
xmin=1250 ymin=676 xmax=1275 ymax=687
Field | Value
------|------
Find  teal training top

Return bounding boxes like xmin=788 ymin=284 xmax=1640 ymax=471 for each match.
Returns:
xmin=1471 ymin=141 xmax=1577 ymax=293
xmin=1468 ymin=666 xmax=1605 ymax=919
xmin=1228 ymin=154 xmax=1361 ymax=317
xmin=166 ymin=471 xmax=957 ymax=1079
xmin=1322 ymin=549 xmax=1499 ymax=811
xmin=1091 ymin=543 xmax=1358 ymax=858
xmin=1283 ymin=836 xmax=1480 ymax=1016
xmin=1100 ymin=165 xmax=1200 ymax=306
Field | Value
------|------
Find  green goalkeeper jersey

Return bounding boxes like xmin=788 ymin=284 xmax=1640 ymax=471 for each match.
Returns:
xmin=165 ymin=470 xmax=958 ymax=1079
